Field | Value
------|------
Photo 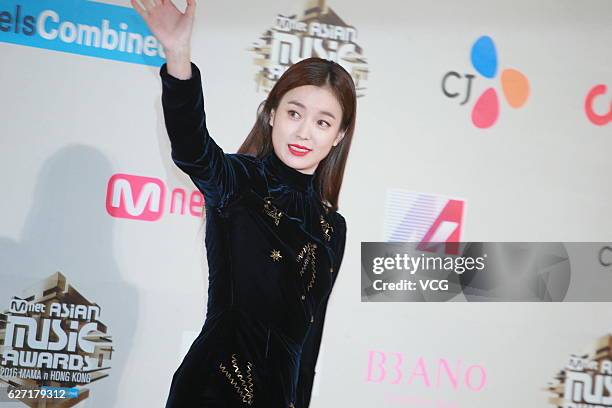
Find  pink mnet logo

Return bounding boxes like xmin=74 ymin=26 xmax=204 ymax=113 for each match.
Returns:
xmin=365 ymin=350 xmax=487 ymax=392
xmin=105 ymin=173 xmax=205 ymax=221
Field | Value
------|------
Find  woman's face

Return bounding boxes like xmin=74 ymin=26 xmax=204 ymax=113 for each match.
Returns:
xmin=269 ymin=85 xmax=345 ymax=175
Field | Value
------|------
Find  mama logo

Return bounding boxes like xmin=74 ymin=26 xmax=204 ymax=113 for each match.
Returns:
xmin=546 ymin=333 xmax=612 ymax=407
xmin=247 ymin=0 xmax=369 ymax=97
xmin=442 ymin=35 xmax=530 ymax=129
xmin=0 ymin=272 xmax=114 ymax=403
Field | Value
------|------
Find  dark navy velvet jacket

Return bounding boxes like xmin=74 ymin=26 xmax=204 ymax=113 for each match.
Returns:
xmin=160 ymin=62 xmax=346 ymax=408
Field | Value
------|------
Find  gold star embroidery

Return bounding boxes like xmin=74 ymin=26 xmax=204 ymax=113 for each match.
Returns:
xmin=270 ymin=249 xmax=282 ymax=262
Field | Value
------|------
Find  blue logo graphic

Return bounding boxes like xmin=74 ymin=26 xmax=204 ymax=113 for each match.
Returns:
xmin=40 ymin=386 xmax=79 ymax=398
xmin=470 ymin=35 xmax=497 ymax=79
xmin=0 ymin=0 xmax=165 ymax=66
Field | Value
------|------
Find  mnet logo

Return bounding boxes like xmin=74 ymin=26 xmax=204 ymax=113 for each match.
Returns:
xmin=8 ymin=298 xmax=44 ymax=314
xmin=9 ymin=298 xmax=28 ymax=314
xmin=105 ymin=173 xmax=205 ymax=221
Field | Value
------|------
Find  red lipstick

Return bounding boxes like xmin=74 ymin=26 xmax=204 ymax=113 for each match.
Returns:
xmin=288 ymin=144 xmax=311 ymax=156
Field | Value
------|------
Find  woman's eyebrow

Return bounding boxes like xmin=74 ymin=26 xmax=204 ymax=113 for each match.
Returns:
xmin=287 ymin=100 xmax=336 ymax=120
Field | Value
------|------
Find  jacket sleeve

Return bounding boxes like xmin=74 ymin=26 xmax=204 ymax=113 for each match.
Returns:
xmin=159 ymin=61 xmax=254 ymax=209
xmin=295 ymin=215 xmax=347 ymax=408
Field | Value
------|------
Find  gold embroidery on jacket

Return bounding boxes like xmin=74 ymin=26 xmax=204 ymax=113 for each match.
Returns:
xmin=320 ymin=215 xmax=333 ymax=241
xmin=297 ymin=242 xmax=317 ymax=291
xmin=263 ymin=196 xmax=283 ymax=226
xmin=270 ymin=249 xmax=282 ymax=262
xmin=219 ymin=353 xmax=255 ymax=405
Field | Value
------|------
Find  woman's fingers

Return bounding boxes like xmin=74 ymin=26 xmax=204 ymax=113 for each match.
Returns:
xmin=141 ymin=0 xmax=157 ymax=11
xmin=185 ymin=0 xmax=196 ymax=17
xmin=130 ymin=0 xmax=148 ymax=17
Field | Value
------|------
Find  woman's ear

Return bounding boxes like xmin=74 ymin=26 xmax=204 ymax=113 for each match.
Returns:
xmin=269 ymin=109 xmax=275 ymax=127
xmin=333 ymin=130 xmax=346 ymax=147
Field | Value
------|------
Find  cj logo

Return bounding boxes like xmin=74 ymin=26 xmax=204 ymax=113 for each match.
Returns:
xmin=599 ymin=246 xmax=612 ymax=267
xmin=442 ymin=35 xmax=530 ymax=129
xmin=585 ymin=85 xmax=612 ymax=126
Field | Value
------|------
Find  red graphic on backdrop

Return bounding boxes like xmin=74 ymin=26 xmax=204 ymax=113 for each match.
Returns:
xmin=585 ymin=85 xmax=612 ymax=126
xmin=105 ymin=173 xmax=205 ymax=221
xmin=416 ymin=200 xmax=464 ymax=255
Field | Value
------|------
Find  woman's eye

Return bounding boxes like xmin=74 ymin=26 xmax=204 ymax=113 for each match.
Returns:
xmin=319 ymin=120 xmax=331 ymax=128
xmin=288 ymin=110 xmax=300 ymax=119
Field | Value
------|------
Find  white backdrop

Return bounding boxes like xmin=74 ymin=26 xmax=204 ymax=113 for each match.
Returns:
xmin=1 ymin=0 xmax=611 ymax=407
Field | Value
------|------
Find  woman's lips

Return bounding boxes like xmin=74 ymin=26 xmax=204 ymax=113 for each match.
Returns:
xmin=288 ymin=144 xmax=311 ymax=156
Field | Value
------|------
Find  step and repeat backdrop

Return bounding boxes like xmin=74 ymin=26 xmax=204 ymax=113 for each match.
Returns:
xmin=1 ymin=0 xmax=611 ymax=406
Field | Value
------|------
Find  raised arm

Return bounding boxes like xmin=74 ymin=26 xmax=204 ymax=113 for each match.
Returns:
xmin=296 ymin=215 xmax=347 ymax=407
xmin=133 ymin=0 xmax=254 ymax=208
xmin=159 ymin=62 xmax=253 ymax=208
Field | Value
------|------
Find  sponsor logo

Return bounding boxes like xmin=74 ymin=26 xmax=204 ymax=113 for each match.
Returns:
xmin=600 ymin=246 xmax=612 ymax=267
xmin=546 ymin=332 xmax=612 ymax=407
xmin=0 ymin=272 xmax=113 ymax=401
xmin=383 ymin=189 xmax=465 ymax=255
xmin=585 ymin=85 xmax=612 ymax=126
xmin=105 ymin=173 xmax=205 ymax=221
xmin=366 ymin=350 xmax=486 ymax=406
xmin=442 ymin=35 xmax=530 ymax=129
xmin=247 ymin=0 xmax=369 ymax=97
xmin=0 ymin=0 xmax=165 ymax=66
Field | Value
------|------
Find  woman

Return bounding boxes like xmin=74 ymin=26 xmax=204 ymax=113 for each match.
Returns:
xmin=131 ymin=0 xmax=356 ymax=406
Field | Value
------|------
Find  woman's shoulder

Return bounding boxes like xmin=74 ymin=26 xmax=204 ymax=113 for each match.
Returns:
xmin=216 ymin=153 xmax=267 ymax=202
xmin=224 ymin=153 xmax=266 ymax=178
xmin=225 ymin=152 xmax=261 ymax=166
xmin=334 ymin=211 xmax=347 ymax=234
xmin=321 ymin=202 xmax=347 ymax=234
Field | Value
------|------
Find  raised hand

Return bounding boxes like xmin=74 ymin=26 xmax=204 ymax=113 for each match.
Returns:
xmin=131 ymin=0 xmax=196 ymax=56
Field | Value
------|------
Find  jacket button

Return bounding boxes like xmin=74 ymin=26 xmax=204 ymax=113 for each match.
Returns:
xmin=301 ymin=295 xmax=305 ymax=300
xmin=330 ymin=267 xmax=334 ymax=273
xmin=310 ymin=315 xmax=314 ymax=323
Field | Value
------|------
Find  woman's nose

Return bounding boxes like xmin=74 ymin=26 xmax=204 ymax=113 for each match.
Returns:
xmin=296 ymin=121 xmax=312 ymax=140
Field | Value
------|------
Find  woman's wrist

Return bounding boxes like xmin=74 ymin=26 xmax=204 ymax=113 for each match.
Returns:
xmin=165 ymin=47 xmax=192 ymax=80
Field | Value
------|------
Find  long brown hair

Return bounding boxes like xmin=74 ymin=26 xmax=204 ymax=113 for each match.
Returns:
xmin=237 ymin=57 xmax=356 ymax=212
